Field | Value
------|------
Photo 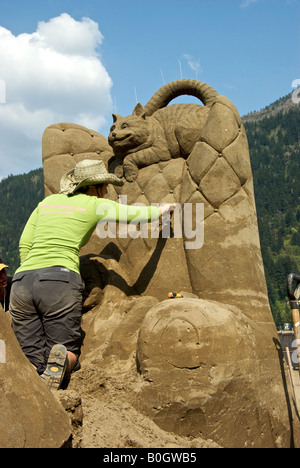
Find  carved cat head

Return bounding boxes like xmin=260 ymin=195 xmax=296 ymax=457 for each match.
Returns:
xmin=108 ymin=103 xmax=152 ymax=157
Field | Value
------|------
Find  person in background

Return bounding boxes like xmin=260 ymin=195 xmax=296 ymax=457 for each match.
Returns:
xmin=9 ymin=159 xmax=174 ymax=391
xmin=0 ymin=258 xmax=11 ymax=312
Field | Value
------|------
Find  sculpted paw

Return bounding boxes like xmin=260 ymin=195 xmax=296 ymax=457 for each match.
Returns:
xmin=123 ymin=160 xmax=139 ymax=182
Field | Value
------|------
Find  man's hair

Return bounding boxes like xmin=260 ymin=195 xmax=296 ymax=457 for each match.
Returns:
xmin=75 ymin=183 xmax=105 ymax=194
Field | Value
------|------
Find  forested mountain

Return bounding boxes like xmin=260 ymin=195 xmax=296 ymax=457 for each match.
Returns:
xmin=242 ymin=93 xmax=300 ymax=328
xmin=0 ymin=92 xmax=299 ymax=328
xmin=0 ymin=169 xmax=44 ymax=271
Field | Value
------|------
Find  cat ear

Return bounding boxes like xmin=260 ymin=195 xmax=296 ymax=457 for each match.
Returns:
xmin=133 ymin=103 xmax=146 ymax=119
xmin=112 ymin=113 xmax=122 ymax=123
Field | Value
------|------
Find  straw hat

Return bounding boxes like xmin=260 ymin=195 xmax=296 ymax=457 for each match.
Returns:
xmin=60 ymin=159 xmax=124 ymax=195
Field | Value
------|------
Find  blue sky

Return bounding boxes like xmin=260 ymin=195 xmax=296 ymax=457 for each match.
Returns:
xmin=0 ymin=0 xmax=299 ymax=179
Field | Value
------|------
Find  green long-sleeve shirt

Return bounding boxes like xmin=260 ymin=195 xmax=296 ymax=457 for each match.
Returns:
xmin=16 ymin=193 xmax=161 ymax=275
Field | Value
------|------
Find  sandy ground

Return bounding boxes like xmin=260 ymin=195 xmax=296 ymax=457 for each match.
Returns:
xmin=54 ymin=363 xmax=221 ymax=449
xmin=53 ymin=356 xmax=300 ymax=448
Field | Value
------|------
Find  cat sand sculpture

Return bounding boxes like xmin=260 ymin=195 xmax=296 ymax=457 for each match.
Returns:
xmin=40 ymin=80 xmax=299 ymax=448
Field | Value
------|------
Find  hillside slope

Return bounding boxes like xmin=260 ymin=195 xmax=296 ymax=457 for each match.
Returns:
xmin=0 ymin=169 xmax=44 ymax=271
xmin=242 ymin=93 xmax=300 ymax=327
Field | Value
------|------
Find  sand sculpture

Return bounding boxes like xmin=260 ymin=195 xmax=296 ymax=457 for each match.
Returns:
xmin=0 ymin=304 xmax=72 ymax=447
xmin=1 ymin=79 xmax=298 ymax=448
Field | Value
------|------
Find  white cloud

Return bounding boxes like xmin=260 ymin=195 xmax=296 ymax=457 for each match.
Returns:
xmin=36 ymin=13 xmax=103 ymax=56
xmin=240 ymin=0 xmax=259 ymax=7
xmin=182 ymin=54 xmax=203 ymax=79
xmin=0 ymin=13 xmax=113 ymax=179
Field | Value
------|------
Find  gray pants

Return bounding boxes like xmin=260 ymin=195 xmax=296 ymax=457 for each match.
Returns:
xmin=9 ymin=267 xmax=84 ymax=371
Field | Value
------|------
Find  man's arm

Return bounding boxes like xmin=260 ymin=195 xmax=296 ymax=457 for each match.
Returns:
xmin=95 ymin=199 xmax=174 ymax=223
